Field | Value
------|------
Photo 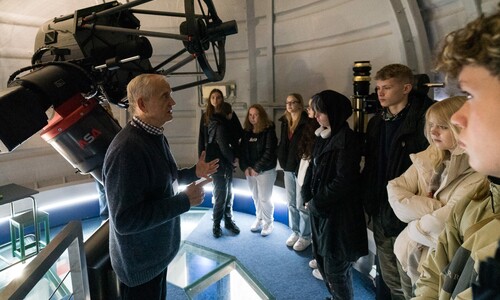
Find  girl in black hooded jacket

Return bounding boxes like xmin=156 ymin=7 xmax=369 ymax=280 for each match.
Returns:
xmin=302 ymin=90 xmax=368 ymax=300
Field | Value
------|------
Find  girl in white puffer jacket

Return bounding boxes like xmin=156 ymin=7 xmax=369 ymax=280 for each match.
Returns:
xmin=387 ymin=96 xmax=487 ymax=287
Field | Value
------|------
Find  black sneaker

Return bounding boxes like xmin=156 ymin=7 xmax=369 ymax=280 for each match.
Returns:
xmin=213 ymin=224 xmax=222 ymax=238
xmin=224 ymin=220 xmax=240 ymax=234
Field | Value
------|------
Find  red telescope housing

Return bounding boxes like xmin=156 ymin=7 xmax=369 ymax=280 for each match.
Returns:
xmin=40 ymin=95 xmax=121 ymax=183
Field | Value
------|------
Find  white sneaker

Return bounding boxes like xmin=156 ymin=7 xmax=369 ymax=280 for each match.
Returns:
xmin=250 ymin=219 xmax=262 ymax=232
xmin=309 ymin=259 xmax=318 ymax=269
xmin=261 ymin=222 xmax=274 ymax=236
xmin=293 ymin=237 xmax=311 ymax=251
xmin=286 ymin=233 xmax=299 ymax=247
xmin=312 ymin=268 xmax=324 ymax=281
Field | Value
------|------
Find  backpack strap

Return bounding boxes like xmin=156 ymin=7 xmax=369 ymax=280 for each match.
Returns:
xmin=464 ymin=213 xmax=500 ymax=241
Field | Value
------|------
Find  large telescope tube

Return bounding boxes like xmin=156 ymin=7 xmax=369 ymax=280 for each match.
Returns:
xmin=0 ymin=64 xmax=121 ymax=182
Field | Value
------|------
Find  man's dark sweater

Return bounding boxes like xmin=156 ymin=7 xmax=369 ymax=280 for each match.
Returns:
xmin=103 ymin=123 xmax=198 ymax=287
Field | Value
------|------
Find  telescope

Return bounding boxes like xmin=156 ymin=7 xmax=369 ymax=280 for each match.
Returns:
xmin=0 ymin=0 xmax=237 ymax=182
xmin=351 ymin=61 xmax=378 ymax=133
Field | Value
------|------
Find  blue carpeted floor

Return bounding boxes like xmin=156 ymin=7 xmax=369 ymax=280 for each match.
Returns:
xmin=51 ymin=209 xmax=375 ymax=299
xmin=183 ymin=210 xmax=375 ymax=300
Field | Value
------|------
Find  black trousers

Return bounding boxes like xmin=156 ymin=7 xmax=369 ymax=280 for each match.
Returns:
xmin=212 ymin=172 xmax=234 ymax=224
xmin=120 ymin=268 xmax=167 ymax=300
xmin=316 ymin=254 xmax=354 ymax=300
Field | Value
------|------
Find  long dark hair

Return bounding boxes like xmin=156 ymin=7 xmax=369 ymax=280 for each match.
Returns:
xmin=204 ymin=88 xmax=224 ymax=125
xmin=297 ymin=96 xmax=319 ymax=160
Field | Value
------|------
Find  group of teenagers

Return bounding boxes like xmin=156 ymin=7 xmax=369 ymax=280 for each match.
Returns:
xmin=198 ymin=10 xmax=500 ymax=300
xmin=198 ymin=84 xmax=366 ymax=296
xmin=101 ymin=7 xmax=500 ymax=300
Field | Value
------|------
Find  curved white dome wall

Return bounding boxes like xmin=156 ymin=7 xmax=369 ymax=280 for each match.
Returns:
xmin=0 ymin=0 xmax=496 ymax=188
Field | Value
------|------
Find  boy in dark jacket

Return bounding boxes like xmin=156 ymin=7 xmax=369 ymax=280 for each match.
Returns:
xmin=361 ymin=64 xmax=434 ymax=299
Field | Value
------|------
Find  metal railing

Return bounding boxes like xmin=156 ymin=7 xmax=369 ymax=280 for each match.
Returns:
xmin=0 ymin=221 xmax=90 ymax=300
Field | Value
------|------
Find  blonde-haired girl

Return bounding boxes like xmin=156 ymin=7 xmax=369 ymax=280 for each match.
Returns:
xmin=387 ymin=96 xmax=488 ymax=288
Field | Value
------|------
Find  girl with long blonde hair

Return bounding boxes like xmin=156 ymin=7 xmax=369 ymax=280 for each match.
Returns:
xmin=388 ymin=96 xmax=488 ymax=288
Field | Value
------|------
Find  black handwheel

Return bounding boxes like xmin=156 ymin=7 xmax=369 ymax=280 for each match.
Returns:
xmin=182 ymin=0 xmax=237 ymax=81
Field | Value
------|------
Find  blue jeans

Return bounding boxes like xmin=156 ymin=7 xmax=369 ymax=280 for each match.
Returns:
xmin=284 ymin=171 xmax=311 ymax=239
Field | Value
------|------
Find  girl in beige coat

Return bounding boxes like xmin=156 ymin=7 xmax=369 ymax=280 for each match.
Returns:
xmin=387 ymin=96 xmax=487 ymax=287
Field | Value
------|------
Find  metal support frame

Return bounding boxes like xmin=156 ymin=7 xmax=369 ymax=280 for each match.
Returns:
xmin=389 ymin=0 xmax=432 ymax=74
